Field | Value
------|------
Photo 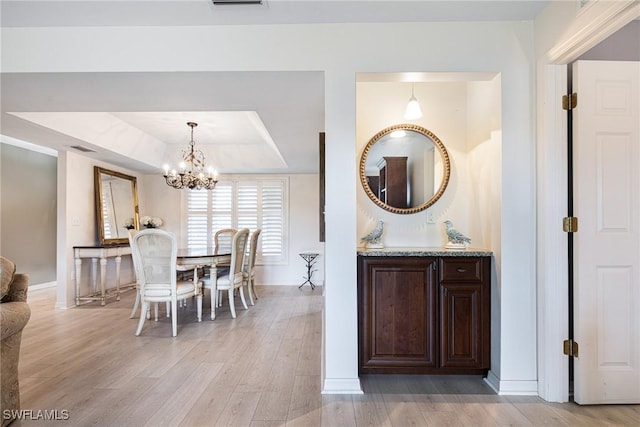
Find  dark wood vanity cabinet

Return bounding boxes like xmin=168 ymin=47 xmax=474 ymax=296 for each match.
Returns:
xmin=358 ymin=255 xmax=491 ymax=375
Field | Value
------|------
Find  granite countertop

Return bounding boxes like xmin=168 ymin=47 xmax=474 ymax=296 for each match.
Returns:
xmin=357 ymin=247 xmax=492 ymax=257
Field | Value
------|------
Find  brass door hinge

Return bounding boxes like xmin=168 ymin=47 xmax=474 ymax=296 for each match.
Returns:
xmin=563 ymin=339 xmax=579 ymax=357
xmin=562 ymin=93 xmax=577 ymax=111
xmin=563 ymin=216 xmax=578 ymax=233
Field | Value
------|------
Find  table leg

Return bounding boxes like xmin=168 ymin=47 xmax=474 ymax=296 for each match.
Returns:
xmin=210 ymin=265 xmax=217 ymax=320
xmin=75 ymin=256 xmax=82 ymax=306
xmin=99 ymin=257 xmax=107 ymax=306
xmin=91 ymin=258 xmax=98 ymax=295
xmin=115 ymin=255 xmax=122 ymax=301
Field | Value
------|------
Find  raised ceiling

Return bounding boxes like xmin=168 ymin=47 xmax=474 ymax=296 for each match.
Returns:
xmin=0 ymin=1 xmax=550 ymax=174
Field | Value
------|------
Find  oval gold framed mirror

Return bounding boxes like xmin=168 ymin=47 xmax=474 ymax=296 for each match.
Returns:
xmin=359 ymin=124 xmax=451 ymax=214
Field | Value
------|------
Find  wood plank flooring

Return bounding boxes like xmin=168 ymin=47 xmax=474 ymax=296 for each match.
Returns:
xmin=11 ymin=285 xmax=640 ymax=426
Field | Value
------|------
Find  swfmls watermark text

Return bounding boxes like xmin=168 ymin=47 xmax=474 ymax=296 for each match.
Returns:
xmin=3 ymin=409 xmax=69 ymax=421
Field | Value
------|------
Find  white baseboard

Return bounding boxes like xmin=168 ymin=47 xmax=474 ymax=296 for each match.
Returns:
xmin=321 ymin=378 xmax=363 ymax=395
xmin=258 ymin=282 xmax=324 ymax=287
xmin=29 ymin=281 xmax=56 ymax=291
xmin=485 ymin=370 xmax=538 ymax=396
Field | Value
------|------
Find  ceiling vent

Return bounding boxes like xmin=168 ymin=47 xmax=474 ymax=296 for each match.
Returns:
xmin=70 ymin=145 xmax=96 ymax=153
xmin=212 ymin=0 xmax=263 ymax=5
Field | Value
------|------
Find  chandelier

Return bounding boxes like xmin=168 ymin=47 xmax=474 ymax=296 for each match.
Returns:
xmin=163 ymin=122 xmax=218 ymax=190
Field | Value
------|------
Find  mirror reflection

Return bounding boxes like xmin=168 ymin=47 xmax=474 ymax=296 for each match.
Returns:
xmin=94 ymin=167 xmax=139 ymax=245
xmin=359 ymin=124 xmax=450 ymax=214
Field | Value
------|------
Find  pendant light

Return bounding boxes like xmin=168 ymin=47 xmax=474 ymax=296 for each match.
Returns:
xmin=403 ymin=83 xmax=423 ymax=120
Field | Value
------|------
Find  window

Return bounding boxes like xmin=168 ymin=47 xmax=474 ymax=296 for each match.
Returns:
xmin=185 ymin=177 xmax=288 ymax=264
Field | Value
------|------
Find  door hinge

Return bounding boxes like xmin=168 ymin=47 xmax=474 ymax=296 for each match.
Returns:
xmin=562 ymin=93 xmax=577 ymax=111
xmin=563 ymin=339 xmax=579 ymax=357
xmin=563 ymin=216 xmax=578 ymax=233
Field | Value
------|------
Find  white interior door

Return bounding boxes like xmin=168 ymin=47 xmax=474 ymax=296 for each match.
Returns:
xmin=574 ymin=60 xmax=640 ymax=404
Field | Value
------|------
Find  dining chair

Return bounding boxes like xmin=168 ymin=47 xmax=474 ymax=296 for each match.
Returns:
xmin=214 ymin=228 xmax=237 ymax=255
xmin=243 ymin=228 xmax=261 ymax=305
xmin=127 ymin=229 xmax=144 ymax=319
xmin=202 ymin=228 xmax=249 ymax=320
xmin=128 ymin=229 xmax=174 ymax=320
xmin=130 ymin=228 xmax=202 ymax=336
xmin=211 ymin=228 xmax=236 ymax=302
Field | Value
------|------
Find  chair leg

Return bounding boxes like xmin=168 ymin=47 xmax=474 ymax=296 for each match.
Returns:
xmin=239 ymin=287 xmax=248 ymax=310
xmin=171 ymin=300 xmax=178 ymax=337
xmin=135 ymin=301 xmax=148 ymax=336
xmin=251 ymin=278 xmax=259 ymax=300
xmin=130 ymin=288 xmax=141 ymax=318
xmin=166 ymin=301 xmax=171 ymax=317
xmin=246 ymin=280 xmax=254 ymax=306
xmin=196 ymin=294 xmax=202 ymax=322
xmin=210 ymin=287 xmax=216 ymax=320
xmin=228 ymin=289 xmax=236 ymax=318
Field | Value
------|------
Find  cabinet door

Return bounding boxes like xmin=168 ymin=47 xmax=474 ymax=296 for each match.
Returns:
xmin=358 ymin=257 xmax=437 ymax=373
xmin=440 ymin=283 xmax=485 ymax=368
xmin=438 ymin=256 xmax=490 ymax=370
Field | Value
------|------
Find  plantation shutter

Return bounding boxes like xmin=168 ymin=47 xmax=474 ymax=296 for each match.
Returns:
xmin=260 ymin=180 xmax=285 ymax=262
xmin=210 ymin=181 xmax=234 ymax=247
xmin=185 ymin=177 xmax=287 ymax=264
xmin=186 ymin=189 xmax=209 ymax=249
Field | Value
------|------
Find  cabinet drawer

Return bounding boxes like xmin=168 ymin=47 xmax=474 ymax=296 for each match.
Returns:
xmin=440 ymin=258 xmax=483 ymax=282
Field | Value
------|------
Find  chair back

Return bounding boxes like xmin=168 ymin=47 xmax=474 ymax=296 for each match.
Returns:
xmin=230 ymin=228 xmax=250 ymax=283
xmin=130 ymin=229 xmax=178 ymax=293
xmin=214 ymin=228 xmax=237 ymax=255
xmin=127 ymin=229 xmax=141 ymax=282
xmin=245 ymin=229 xmax=261 ymax=273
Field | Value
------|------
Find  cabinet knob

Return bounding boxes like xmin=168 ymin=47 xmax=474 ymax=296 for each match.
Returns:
xmin=456 ymin=268 xmax=467 ymax=273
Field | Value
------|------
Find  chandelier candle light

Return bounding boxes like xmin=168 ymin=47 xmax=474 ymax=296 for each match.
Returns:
xmin=163 ymin=121 xmax=218 ymax=190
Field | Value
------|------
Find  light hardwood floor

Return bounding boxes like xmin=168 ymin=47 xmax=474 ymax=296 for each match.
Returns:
xmin=12 ymin=285 xmax=640 ymax=426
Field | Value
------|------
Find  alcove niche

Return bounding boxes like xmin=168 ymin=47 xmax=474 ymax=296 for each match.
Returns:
xmin=356 ymin=72 xmax=502 ymax=251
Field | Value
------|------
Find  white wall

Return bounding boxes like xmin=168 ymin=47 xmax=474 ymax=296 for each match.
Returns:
xmin=57 ymin=152 xmax=143 ymax=308
xmin=3 ymin=20 xmax=538 ymax=394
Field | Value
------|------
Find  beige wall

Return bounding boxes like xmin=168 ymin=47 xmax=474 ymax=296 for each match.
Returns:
xmin=0 ymin=142 xmax=57 ymax=284
xmin=356 ymin=79 xmax=501 ymax=250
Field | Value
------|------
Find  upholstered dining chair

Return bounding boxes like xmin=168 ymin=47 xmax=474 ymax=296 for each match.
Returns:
xmin=201 ymin=228 xmax=249 ymax=320
xmin=128 ymin=229 xmax=165 ymax=320
xmin=130 ymin=229 xmax=202 ymax=336
xmin=243 ymin=229 xmax=261 ymax=305
xmin=214 ymin=228 xmax=237 ymax=255
xmin=210 ymin=228 xmax=236 ymax=280
xmin=127 ymin=229 xmax=147 ymax=319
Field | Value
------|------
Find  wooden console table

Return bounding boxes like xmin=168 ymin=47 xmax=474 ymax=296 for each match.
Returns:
xmin=74 ymin=245 xmax=133 ymax=306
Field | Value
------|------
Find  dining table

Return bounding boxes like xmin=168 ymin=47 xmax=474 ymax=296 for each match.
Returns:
xmin=177 ymin=247 xmax=231 ymax=319
xmin=177 ymin=247 xmax=231 ymax=280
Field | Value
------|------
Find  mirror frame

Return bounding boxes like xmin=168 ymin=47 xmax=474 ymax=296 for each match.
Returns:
xmin=359 ymin=124 xmax=451 ymax=214
xmin=94 ymin=166 xmax=140 ymax=245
